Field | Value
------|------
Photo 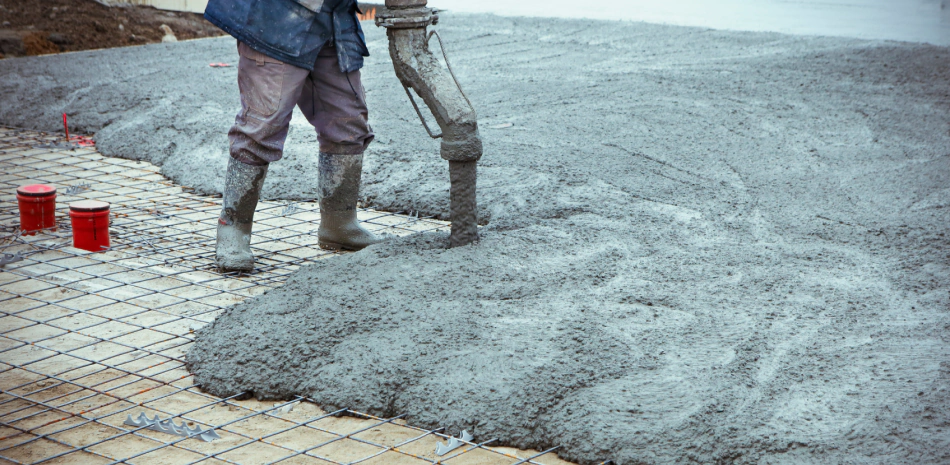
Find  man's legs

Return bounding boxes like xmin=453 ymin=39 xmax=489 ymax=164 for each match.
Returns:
xmin=217 ymin=42 xmax=310 ymax=271
xmin=297 ymin=45 xmax=380 ymax=250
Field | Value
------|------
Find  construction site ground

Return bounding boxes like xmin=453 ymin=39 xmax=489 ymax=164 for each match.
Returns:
xmin=1 ymin=9 xmax=949 ymax=465
xmin=0 ymin=127 xmax=574 ymax=465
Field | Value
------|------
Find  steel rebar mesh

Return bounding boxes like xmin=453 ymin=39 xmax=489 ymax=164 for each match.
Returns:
xmin=0 ymin=127 xmax=583 ymax=465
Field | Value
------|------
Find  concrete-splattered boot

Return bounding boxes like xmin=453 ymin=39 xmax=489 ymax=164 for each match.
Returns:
xmin=318 ymin=152 xmax=381 ymax=251
xmin=216 ymin=157 xmax=268 ymax=271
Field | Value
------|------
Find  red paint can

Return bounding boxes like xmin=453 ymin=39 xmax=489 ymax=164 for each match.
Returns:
xmin=16 ymin=184 xmax=57 ymax=235
xmin=69 ymin=200 xmax=111 ymax=253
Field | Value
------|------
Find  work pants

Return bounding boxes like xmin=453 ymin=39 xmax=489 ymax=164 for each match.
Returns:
xmin=228 ymin=41 xmax=374 ymax=166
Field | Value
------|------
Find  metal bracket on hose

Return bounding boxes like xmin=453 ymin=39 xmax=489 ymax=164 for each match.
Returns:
xmin=400 ymin=30 xmax=473 ymax=140
xmin=403 ymin=86 xmax=441 ymax=139
xmin=427 ymin=30 xmax=473 ymax=109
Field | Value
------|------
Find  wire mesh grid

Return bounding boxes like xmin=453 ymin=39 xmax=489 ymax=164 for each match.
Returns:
xmin=0 ymin=127 xmax=579 ymax=465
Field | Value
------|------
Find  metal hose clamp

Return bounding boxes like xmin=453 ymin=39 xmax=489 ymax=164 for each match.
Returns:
xmin=375 ymin=7 xmax=440 ymax=29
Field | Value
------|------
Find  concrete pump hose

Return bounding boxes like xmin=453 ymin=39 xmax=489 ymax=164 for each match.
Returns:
xmin=449 ymin=160 xmax=478 ymax=247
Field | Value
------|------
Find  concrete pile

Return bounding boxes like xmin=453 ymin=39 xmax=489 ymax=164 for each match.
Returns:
xmin=2 ymin=14 xmax=948 ymax=464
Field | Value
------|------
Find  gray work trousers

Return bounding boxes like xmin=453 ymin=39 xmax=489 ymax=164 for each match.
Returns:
xmin=228 ymin=42 xmax=375 ymax=166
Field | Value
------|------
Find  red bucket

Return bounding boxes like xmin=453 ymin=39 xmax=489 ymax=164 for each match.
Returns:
xmin=69 ymin=200 xmax=111 ymax=252
xmin=16 ymin=184 xmax=57 ymax=235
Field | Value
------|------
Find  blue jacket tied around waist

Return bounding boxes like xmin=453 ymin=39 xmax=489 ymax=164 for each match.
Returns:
xmin=204 ymin=0 xmax=369 ymax=72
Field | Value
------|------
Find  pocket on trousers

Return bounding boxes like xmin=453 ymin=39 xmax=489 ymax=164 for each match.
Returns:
xmin=237 ymin=44 xmax=285 ymax=117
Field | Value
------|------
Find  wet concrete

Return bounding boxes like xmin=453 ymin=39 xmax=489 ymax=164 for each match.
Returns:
xmin=2 ymin=14 xmax=950 ymax=464
xmin=430 ymin=0 xmax=950 ymax=45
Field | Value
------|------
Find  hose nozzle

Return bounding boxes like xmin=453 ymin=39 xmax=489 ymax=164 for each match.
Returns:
xmin=379 ymin=1 xmax=483 ymax=246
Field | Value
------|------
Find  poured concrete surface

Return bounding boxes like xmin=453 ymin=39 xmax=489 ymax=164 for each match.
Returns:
xmin=429 ymin=0 xmax=950 ymax=45
xmin=2 ymin=14 xmax=950 ymax=465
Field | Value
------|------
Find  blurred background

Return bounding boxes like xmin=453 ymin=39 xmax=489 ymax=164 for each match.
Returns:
xmin=1 ymin=0 xmax=948 ymax=59
xmin=427 ymin=0 xmax=950 ymax=45
xmin=137 ymin=0 xmax=950 ymax=44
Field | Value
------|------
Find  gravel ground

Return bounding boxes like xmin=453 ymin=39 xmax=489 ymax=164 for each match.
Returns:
xmin=2 ymin=14 xmax=949 ymax=464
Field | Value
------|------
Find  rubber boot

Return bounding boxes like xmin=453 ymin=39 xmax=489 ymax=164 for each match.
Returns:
xmin=318 ymin=152 xmax=381 ymax=250
xmin=216 ymin=157 xmax=268 ymax=271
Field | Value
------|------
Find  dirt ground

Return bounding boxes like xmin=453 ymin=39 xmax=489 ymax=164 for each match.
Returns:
xmin=0 ymin=0 xmax=224 ymax=58
xmin=0 ymin=0 xmax=384 ymax=60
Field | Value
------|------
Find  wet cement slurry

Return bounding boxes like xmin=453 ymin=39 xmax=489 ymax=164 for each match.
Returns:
xmin=2 ymin=14 xmax=950 ymax=464
xmin=428 ymin=0 xmax=950 ymax=45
